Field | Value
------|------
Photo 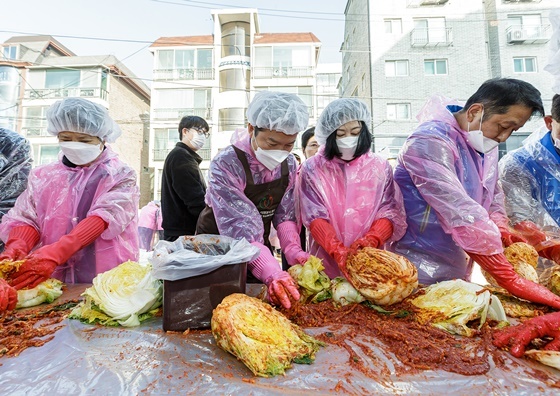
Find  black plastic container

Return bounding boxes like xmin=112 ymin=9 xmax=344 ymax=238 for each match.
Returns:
xmin=162 ymin=262 xmax=247 ymax=331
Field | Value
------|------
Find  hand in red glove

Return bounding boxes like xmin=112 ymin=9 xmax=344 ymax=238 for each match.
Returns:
xmin=265 ymin=271 xmax=300 ymax=309
xmin=0 ymin=278 xmax=17 ymax=312
xmin=9 ymin=216 xmax=107 ymax=290
xmin=513 ymin=220 xmax=547 ymax=247
xmin=538 ymin=243 xmax=560 ymax=265
xmin=0 ymin=225 xmax=40 ymax=262
xmin=310 ymin=218 xmax=350 ymax=276
xmin=469 ymin=252 xmax=560 ymax=310
xmin=350 ymin=218 xmax=393 ymax=251
xmin=493 ymin=311 xmax=560 ymax=357
xmin=498 ymin=226 xmax=527 ymax=247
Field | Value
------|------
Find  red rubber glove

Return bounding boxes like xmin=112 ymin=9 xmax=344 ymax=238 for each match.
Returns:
xmin=498 ymin=226 xmax=527 ymax=247
xmin=350 ymin=218 xmax=393 ymax=251
xmin=0 ymin=278 xmax=17 ymax=312
xmin=493 ymin=311 xmax=560 ymax=357
xmin=0 ymin=225 xmax=40 ymax=261
xmin=538 ymin=243 xmax=560 ymax=265
xmin=265 ymin=271 xmax=301 ymax=309
xmin=10 ymin=216 xmax=107 ymax=290
xmin=513 ymin=220 xmax=547 ymax=247
xmin=277 ymin=221 xmax=309 ymax=266
xmin=310 ymin=218 xmax=350 ymax=275
xmin=469 ymin=252 xmax=560 ymax=310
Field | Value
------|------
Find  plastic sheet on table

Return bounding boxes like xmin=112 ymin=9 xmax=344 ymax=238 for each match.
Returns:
xmin=1 ymin=316 xmax=560 ymax=395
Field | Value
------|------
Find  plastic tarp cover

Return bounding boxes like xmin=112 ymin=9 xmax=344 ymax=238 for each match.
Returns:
xmin=150 ymin=234 xmax=259 ymax=281
xmin=1 ymin=315 xmax=560 ymax=395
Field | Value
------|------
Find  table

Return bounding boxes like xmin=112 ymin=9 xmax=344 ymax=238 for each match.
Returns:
xmin=1 ymin=284 xmax=559 ymax=395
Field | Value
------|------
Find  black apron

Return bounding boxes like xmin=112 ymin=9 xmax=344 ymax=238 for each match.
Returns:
xmin=196 ymin=146 xmax=290 ymax=283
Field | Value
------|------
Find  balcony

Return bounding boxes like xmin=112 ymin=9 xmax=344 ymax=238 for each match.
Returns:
xmin=152 ymin=146 xmax=211 ymax=161
xmin=153 ymin=68 xmax=214 ymax=81
xmin=252 ymin=66 xmax=315 ymax=79
xmin=25 ymin=87 xmax=108 ymax=101
xmin=152 ymin=108 xmax=211 ymax=121
xmin=506 ymin=25 xmax=551 ymax=44
xmin=410 ymin=28 xmax=453 ymax=47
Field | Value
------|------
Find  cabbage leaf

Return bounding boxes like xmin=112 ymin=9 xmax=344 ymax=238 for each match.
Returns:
xmin=410 ymin=279 xmax=496 ymax=337
xmin=16 ymin=279 xmax=64 ymax=309
xmin=69 ymin=261 xmax=162 ymax=327
xmin=288 ymin=256 xmax=331 ymax=303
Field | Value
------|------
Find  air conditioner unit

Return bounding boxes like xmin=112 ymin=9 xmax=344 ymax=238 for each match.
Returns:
xmin=508 ymin=27 xmax=526 ymax=42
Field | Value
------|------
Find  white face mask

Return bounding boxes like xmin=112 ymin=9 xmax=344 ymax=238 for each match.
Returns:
xmin=59 ymin=141 xmax=103 ymax=165
xmin=252 ymin=137 xmax=290 ymax=171
xmin=337 ymin=136 xmax=359 ymax=160
xmin=466 ymin=110 xmax=500 ymax=154
xmin=188 ymin=130 xmax=206 ymax=150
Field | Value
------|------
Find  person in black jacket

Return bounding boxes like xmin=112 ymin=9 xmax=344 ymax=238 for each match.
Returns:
xmin=161 ymin=115 xmax=209 ymax=241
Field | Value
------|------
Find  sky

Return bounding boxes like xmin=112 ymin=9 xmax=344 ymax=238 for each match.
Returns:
xmin=0 ymin=0 xmax=347 ymax=87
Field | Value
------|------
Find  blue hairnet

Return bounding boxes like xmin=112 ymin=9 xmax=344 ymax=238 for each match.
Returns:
xmin=315 ymin=98 xmax=371 ymax=145
xmin=247 ymin=91 xmax=309 ymax=135
xmin=47 ymin=97 xmax=122 ymax=143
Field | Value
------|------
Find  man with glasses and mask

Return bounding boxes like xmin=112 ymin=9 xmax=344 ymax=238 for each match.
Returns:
xmin=161 ymin=115 xmax=210 ymax=241
xmin=197 ymin=91 xmax=309 ymax=310
xmin=391 ymin=78 xmax=560 ymax=311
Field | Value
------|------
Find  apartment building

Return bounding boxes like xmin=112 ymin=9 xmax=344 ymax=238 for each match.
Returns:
xmin=342 ymin=0 xmax=556 ymax=159
xmin=148 ymin=8 xmax=341 ymax=200
xmin=0 ymin=36 xmax=153 ymax=206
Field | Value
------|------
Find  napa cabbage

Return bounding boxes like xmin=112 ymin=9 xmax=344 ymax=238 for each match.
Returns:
xmin=69 ymin=260 xmax=162 ymax=327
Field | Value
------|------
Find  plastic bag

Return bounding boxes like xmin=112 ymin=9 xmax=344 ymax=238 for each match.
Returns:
xmin=150 ymin=234 xmax=259 ymax=281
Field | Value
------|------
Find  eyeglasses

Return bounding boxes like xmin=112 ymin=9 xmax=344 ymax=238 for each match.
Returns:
xmin=190 ymin=127 xmax=210 ymax=138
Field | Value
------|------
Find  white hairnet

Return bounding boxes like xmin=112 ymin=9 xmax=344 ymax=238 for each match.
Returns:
xmin=247 ymin=91 xmax=309 ymax=135
xmin=47 ymin=97 xmax=122 ymax=143
xmin=315 ymin=98 xmax=371 ymax=145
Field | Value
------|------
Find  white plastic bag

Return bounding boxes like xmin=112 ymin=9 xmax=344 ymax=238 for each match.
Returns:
xmin=150 ymin=234 xmax=259 ymax=281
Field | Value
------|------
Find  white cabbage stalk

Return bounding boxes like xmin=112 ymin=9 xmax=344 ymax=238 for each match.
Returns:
xmin=525 ymin=350 xmax=560 ymax=370
xmin=16 ymin=278 xmax=64 ymax=308
xmin=82 ymin=261 xmax=162 ymax=327
xmin=411 ymin=279 xmax=495 ymax=337
xmin=331 ymin=277 xmax=365 ymax=306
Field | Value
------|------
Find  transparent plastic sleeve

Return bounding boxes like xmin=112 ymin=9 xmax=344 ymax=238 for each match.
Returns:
xmin=150 ymin=234 xmax=260 ymax=281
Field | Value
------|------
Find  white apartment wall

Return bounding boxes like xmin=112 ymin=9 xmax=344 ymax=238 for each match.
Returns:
xmin=345 ymin=0 xmax=557 ymax=155
xmin=367 ymin=0 xmax=489 ymax=145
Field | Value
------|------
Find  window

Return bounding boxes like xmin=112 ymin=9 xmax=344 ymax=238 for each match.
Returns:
xmin=412 ymin=17 xmax=448 ymax=45
xmin=156 ymin=49 xmax=213 ymax=70
xmin=153 ymin=128 xmax=177 ymax=160
xmin=2 ymin=45 xmax=17 ymax=60
xmin=508 ymin=14 xmax=542 ymax=39
xmin=254 ymin=46 xmax=312 ymax=68
xmin=23 ymin=107 xmax=49 ymax=136
xmin=38 ymin=145 xmax=60 ymax=165
xmin=513 ymin=57 xmax=537 ymax=73
xmin=387 ymin=103 xmax=411 ymax=120
xmin=45 ymin=69 xmax=80 ymax=88
xmin=221 ymin=21 xmax=250 ymax=57
xmin=219 ymin=68 xmax=249 ymax=92
xmin=154 ymin=88 xmax=212 ymax=108
xmin=385 ymin=60 xmax=409 ymax=76
xmin=384 ymin=19 xmax=403 ymax=34
xmin=424 ymin=59 xmax=448 ymax=75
